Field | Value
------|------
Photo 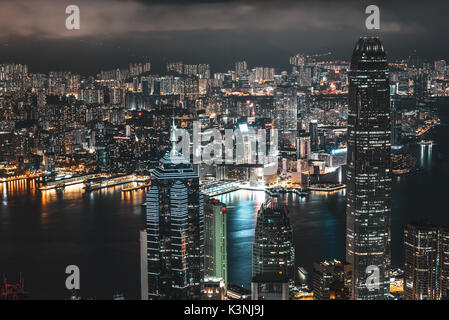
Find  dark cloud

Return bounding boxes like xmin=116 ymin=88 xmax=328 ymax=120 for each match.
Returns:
xmin=0 ymin=0 xmax=426 ymax=39
xmin=0 ymin=0 xmax=448 ymax=74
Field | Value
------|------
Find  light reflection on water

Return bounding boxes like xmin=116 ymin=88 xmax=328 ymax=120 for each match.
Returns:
xmin=214 ymin=190 xmax=266 ymax=288
xmin=0 ymin=104 xmax=448 ymax=297
xmin=216 ymin=188 xmax=347 ymax=290
xmin=0 ymin=181 xmax=145 ymax=299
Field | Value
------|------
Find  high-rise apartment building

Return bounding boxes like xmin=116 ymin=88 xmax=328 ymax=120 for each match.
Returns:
xmin=235 ymin=61 xmax=248 ymax=77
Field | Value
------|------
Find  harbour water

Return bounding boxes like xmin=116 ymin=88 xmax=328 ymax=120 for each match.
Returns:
xmin=1 ymin=101 xmax=448 ymax=299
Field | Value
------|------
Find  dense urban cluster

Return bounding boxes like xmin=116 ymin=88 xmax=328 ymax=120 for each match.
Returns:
xmin=1 ymin=36 xmax=448 ymax=300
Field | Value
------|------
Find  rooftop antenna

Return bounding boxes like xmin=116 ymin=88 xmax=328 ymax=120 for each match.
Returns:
xmin=169 ymin=111 xmax=177 ymax=156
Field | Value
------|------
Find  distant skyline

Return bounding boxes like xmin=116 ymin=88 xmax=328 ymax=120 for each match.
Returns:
xmin=1 ymin=0 xmax=448 ymax=75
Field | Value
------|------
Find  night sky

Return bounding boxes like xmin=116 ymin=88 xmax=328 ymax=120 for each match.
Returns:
xmin=1 ymin=0 xmax=448 ymax=75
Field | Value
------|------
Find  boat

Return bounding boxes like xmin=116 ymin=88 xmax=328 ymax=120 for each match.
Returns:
xmin=419 ymin=140 xmax=434 ymax=146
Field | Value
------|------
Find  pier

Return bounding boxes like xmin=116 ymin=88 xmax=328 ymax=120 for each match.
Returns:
xmin=121 ymin=183 xmax=151 ymax=193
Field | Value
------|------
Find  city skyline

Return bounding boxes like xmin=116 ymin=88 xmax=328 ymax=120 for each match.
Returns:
xmin=2 ymin=0 xmax=449 ymax=302
xmin=1 ymin=34 xmax=447 ymax=300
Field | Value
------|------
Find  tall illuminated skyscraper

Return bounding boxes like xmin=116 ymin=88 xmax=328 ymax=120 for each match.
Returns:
xmin=273 ymin=84 xmax=298 ymax=133
xmin=309 ymin=120 xmax=318 ymax=151
xmin=313 ymin=260 xmax=352 ymax=300
xmin=204 ymin=198 xmax=228 ymax=288
xmin=145 ymin=121 xmax=204 ymax=300
xmin=404 ymin=223 xmax=438 ymax=300
xmin=345 ymin=37 xmax=392 ymax=300
xmin=404 ymin=223 xmax=449 ymax=300
xmin=296 ymin=131 xmax=311 ymax=160
xmin=251 ymin=200 xmax=294 ymax=300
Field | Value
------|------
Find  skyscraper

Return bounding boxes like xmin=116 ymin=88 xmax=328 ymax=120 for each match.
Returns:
xmin=296 ymin=131 xmax=311 ymax=160
xmin=404 ymin=223 xmax=449 ymax=300
xmin=346 ymin=37 xmax=392 ymax=300
xmin=404 ymin=223 xmax=438 ymax=300
xmin=313 ymin=259 xmax=352 ymax=300
xmin=390 ymin=83 xmax=402 ymax=146
xmin=309 ymin=120 xmax=318 ymax=151
xmin=273 ymin=84 xmax=298 ymax=133
xmin=204 ymin=198 xmax=228 ymax=288
xmin=202 ymin=277 xmax=226 ymax=300
xmin=140 ymin=230 xmax=148 ymax=300
xmin=145 ymin=121 xmax=204 ymax=300
xmin=251 ymin=199 xmax=294 ymax=300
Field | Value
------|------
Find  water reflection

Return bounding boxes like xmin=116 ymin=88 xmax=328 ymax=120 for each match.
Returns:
xmin=0 ymin=104 xmax=448 ymax=297
xmin=216 ymin=188 xmax=346 ymax=289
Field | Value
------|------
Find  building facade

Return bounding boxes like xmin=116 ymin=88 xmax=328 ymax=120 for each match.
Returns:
xmin=313 ymin=259 xmax=352 ymax=300
xmin=204 ymin=198 xmax=228 ymax=288
xmin=273 ymin=84 xmax=298 ymax=133
xmin=145 ymin=123 xmax=204 ymax=300
xmin=345 ymin=37 xmax=392 ymax=299
xmin=251 ymin=199 xmax=294 ymax=300
xmin=404 ymin=223 xmax=449 ymax=300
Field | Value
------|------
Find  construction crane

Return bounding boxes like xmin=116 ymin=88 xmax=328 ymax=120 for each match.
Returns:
xmin=1 ymin=274 xmax=27 ymax=300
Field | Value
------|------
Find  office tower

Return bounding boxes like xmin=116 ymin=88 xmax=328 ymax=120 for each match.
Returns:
xmin=273 ymin=84 xmax=298 ymax=132
xmin=404 ymin=223 xmax=449 ymax=300
xmin=309 ymin=120 xmax=318 ymax=151
xmin=140 ymin=230 xmax=148 ymax=300
xmin=404 ymin=223 xmax=438 ymax=300
xmin=251 ymin=200 xmax=294 ymax=300
xmin=204 ymin=198 xmax=228 ymax=288
xmin=296 ymin=131 xmax=311 ymax=160
xmin=145 ymin=121 xmax=204 ymax=300
xmin=202 ymin=277 xmax=226 ymax=300
xmin=227 ymin=284 xmax=251 ymax=300
xmin=238 ymin=75 xmax=250 ymax=88
xmin=223 ymin=74 xmax=233 ymax=89
xmin=408 ymin=49 xmax=421 ymax=68
xmin=390 ymin=84 xmax=402 ymax=146
xmin=132 ymin=77 xmax=139 ymax=92
xmin=141 ymin=78 xmax=150 ymax=96
xmin=313 ymin=260 xmax=352 ymax=300
xmin=440 ymin=228 xmax=449 ymax=299
xmin=346 ymin=37 xmax=392 ymax=300
xmin=414 ymin=73 xmax=429 ymax=101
